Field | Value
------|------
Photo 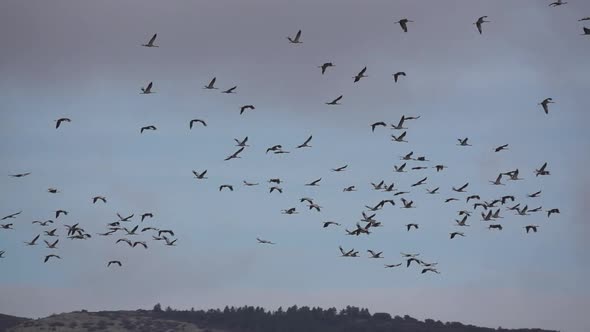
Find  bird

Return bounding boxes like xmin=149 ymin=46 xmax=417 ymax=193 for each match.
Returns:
xmin=516 ymin=205 xmax=530 ymax=216
xmin=269 ymin=186 xmax=283 ymax=194
xmin=391 ymin=116 xmax=407 ymax=130
xmin=549 ymin=0 xmax=567 ymax=6
xmin=296 ymin=136 xmax=313 ymax=148
xmin=44 ymin=229 xmax=58 ymax=237
xmin=434 ymin=165 xmax=447 ymax=172
xmin=457 ymin=138 xmax=471 ymax=146
xmin=421 ymin=268 xmax=440 ymax=274
xmin=524 ymin=225 xmax=539 ymax=233
xmin=539 ymin=98 xmax=554 ymax=114
xmin=474 ymin=16 xmax=490 ymax=34
xmin=240 ymin=105 xmax=255 ymax=115
xmin=133 ymin=241 xmax=148 ymax=249
xmin=452 ymin=183 xmax=469 ymax=193
xmin=44 ymin=254 xmax=61 ymax=263
xmin=371 ymin=122 xmax=387 ymax=132
xmin=406 ymin=257 xmax=422 ymax=267
xmin=455 ymin=216 xmax=470 ymax=227
xmin=0 ymin=251 xmax=5 ymax=258
xmin=401 ymin=198 xmax=415 ymax=209
xmin=9 ymin=172 xmax=31 ymax=178
xmin=401 ymin=252 xmax=420 ymax=258
xmin=528 ymin=190 xmax=542 ymax=198
xmin=158 ymin=230 xmax=175 ymax=237
xmin=204 ymin=77 xmax=218 ymax=89
xmin=326 ymin=95 xmax=343 ymax=105
xmin=116 ymin=213 xmax=134 ymax=222
xmin=266 ymin=145 xmax=283 ymax=153
xmin=353 ymin=67 xmax=367 ymax=82
xmin=395 ymin=18 xmax=413 ymax=32
xmin=528 ymin=206 xmax=543 ymax=213
xmin=401 ymin=151 xmax=414 ymax=160
xmin=583 ymin=27 xmax=590 ymax=35
xmin=243 ymin=181 xmax=259 ymax=186
xmin=393 ymin=72 xmax=406 ymax=82
xmin=406 ymin=223 xmax=419 ymax=231
xmin=343 ymin=186 xmax=356 ymax=192
xmin=391 ymin=131 xmax=408 ymax=143
xmin=305 ymin=178 xmax=322 ymax=186
xmin=219 ymin=185 xmax=234 ymax=192
xmin=322 ymin=221 xmax=340 ymax=228
xmin=140 ymin=125 xmax=157 ymax=134
xmin=140 ymin=82 xmax=154 ymax=94
xmin=32 ymin=220 xmax=53 ymax=226
xmin=55 ymin=118 xmax=71 ymax=129
xmin=257 ymin=238 xmax=275 ymax=245
xmin=107 ymin=260 xmax=122 ymax=267
xmin=411 ymin=177 xmax=427 ymax=187
xmin=141 ymin=33 xmax=158 ymax=47
xmin=234 ymin=137 xmax=249 ymax=147
xmin=412 ymin=166 xmax=428 ymax=171
xmin=44 ymin=239 xmax=59 ymax=249
xmin=55 ymin=210 xmax=68 ymax=218
xmin=535 ymin=162 xmax=550 ymax=177
xmin=0 ymin=224 xmax=14 ymax=230
xmin=189 ymin=119 xmax=207 ymax=129
xmin=221 ymin=86 xmax=237 ymax=94
xmin=116 ymin=238 xmax=133 ymax=246
xmin=92 ymin=196 xmax=107 ymax=204
xmin=426 ymin=187 xmax=439 ymax=194
xmin=445 ymin=198 xmax=459 ymax=203
xmin=495 ymin=144 xmax=509 ymax=152
xmin=488 ymin=224 xmax=503 ymax=231
xmin=224 ymin=147 xmax=245 ymax=161
xmin=300 ymin=197 xmax=314 ymax=205
xmin=367 ymin=250 xmax=384 ymax=258
xmin=547 ymin=208 xmax=560 ymax=218
xmin=332 ymin=165 xmax=348 ymax=172
xmin=24 ymin=235 xmax=40 ymax=246
xmin=393 ymin=163 xmax=407 ymax=173
xmin=47 ymin=188 xmax=59 ymax=194
xmin=1 ymin=211 xmax=22 ymax=220
xmin=339 ymin=246 xmax=358 ymax=257
xmin=282 ymin=208 xmax=298 ymax=215
xmin=287 ymin=30 xmax=302 ymax=44
xmin=385 ymin=263 xmax=402 ymax=268
xmin=489 ymin=174 xmax=504 ymax=185
xmin=579 ymin=17 xmax=590 ymax=21
xmin=466 ymin=195 xmax=480 ymax=202
xmin=140 ymin=213 xmax=154 ymax=222
xmin=319 ymin=62 xmax=334 ymax=74
xmin=450 ymin=232 xmax=465 ymax=239
xmin=192 ymin=170 xmax=208 ymax=179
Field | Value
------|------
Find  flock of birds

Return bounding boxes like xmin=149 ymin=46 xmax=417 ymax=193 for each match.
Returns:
xmin=1 ymin=2 xmax=585 ymax=274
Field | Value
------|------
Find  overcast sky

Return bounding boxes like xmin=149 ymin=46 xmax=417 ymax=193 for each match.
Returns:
xmin=0 ymin=0 xmax=589 ymax=331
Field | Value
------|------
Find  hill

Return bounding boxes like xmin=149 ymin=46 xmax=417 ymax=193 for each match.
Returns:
xmin=0 ymin=313 xmax=29 ymax=332
xmin=3 ymin=305 xmax=559 ymax=332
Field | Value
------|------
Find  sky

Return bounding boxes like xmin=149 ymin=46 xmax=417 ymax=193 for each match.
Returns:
xmin=0 ymin=0 xmax=589 ymax=331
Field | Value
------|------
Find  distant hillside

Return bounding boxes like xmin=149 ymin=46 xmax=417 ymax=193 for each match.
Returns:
xmin=0 ymin=313 xmax=29 ymax=332
xmin=3 ymin=305 xmax=559 ymax=332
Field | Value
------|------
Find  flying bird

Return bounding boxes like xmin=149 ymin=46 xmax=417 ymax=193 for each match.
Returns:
xmin=296 ymin=136 xmax=313 ymax=148
xmin=549 ymin=0 xmax=567 ymax=6
xmin=528 ymin=190 xmax=542 ymax=198
xmin=583 ymin=27 xmax=590 ymax=35
xmin=305 ymin=178 xmax=322 ymax=186
xmin=107 ymin=260 xmax=122 ymax=267
xmin=44 ymin=254 xmax=61 ymax=263
xmin=140 ymin=82 xmax=154 ymax=94
xmin=457 ymin=138 xmax=471 ymax=146
xmin=141 ymin=213 xmax=154 ymax=222
xmin=240 ymin=105 xmax=255 ymax=115
xmin=55 ymin=210 xmax=68 ymax=218
xmin=322 ymin=221 xmax=340 ymax=228
xmin=391 ymin=116 xmax=407 ymax=130
xmin=450 ymin=232 xmax=465 ymax=239
xmin=353 ymin=67 xmax=368 ymax=82
xmin=393 ymin=72 xmax=406 ymax=82
xmin=406 ymin=223 xmax=419 ymax=231
xmin=391 ymin=131 xmax=408 ymax=143
xmin=92 ymin=196 xmax=107 ymax=204
xmin=332 ymin=165 xmax=348 ymax=172
xmin=367 ymin=250 xmax=384 ymax=258
xmin=524 ymin=225 xmax=539 ymax=233
xmin=219 ymin=185 xmax=234 ymax=192
xmin=204 ymin=77 xmax=218 ymax=89
xmin=495 ymin=144 xmax=509 ymax=152
xmin=192 ymin=170 xmax=208 ymax=179
xmin=224 ymin=147 xmax=245 ymax=161
xmin=319 ymin=62 xmax=334 ymax=74
xmin=287 ymin=30 xmax=302 ymax=44
xmin=547 ymin=208 xmax=560 ymax=218
xmin=452 ymin=183 xmax=469 ymax=193
xmin=257 ymin=238 xmax=275 ymax=245
xmin=474 ymin=16 xmax=490 ymax=34
xmin=535 ymin=162 xmax=550 ymax=177
xmin=426 ymin=187 xmax=439 ymax=194
xmin=142 ymin=33 xmax=158 ymax=47
xmin=189 ymin=119 xmax=207 ymax=129
xmin=9 ymin=172 xmax=31 ymax=178
xmin=55 ymin=118 xmax=71 ymax=129
xmin=44 ymin=239 xmax=59 ymax=249
xmin=235 ymin=137 xmax=249 ymax=147
xmin=222 ymin=86 xmax=237 ymax=94
xmin=1 ymin=211 xmax=22 ymax=220
xmin=579 ymin=17 xmax=590 ymax=21
xmin=395 ymin=18 xmax=413 ymax=32
xmin=24 ymin=235 xmax=40 ymax=246
xmin=411 ymin=177 xmax=427 ymax=187
xmin=243 ymin=181 xmax=259 ymax=186
xmin=385 ymin=263 xmax=402 ymax=268
xmin=326 ymin=95 xmax=343 ymax=105
xmin=539 ymin=98 xmax=554 ymax=114
xmin=140 ymin=125 xmax=157 ymax=133
xmin=116 ymin=213 xmax=134 ymax=222
xmin=371 ymin=122 xmax=387 ymax=132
